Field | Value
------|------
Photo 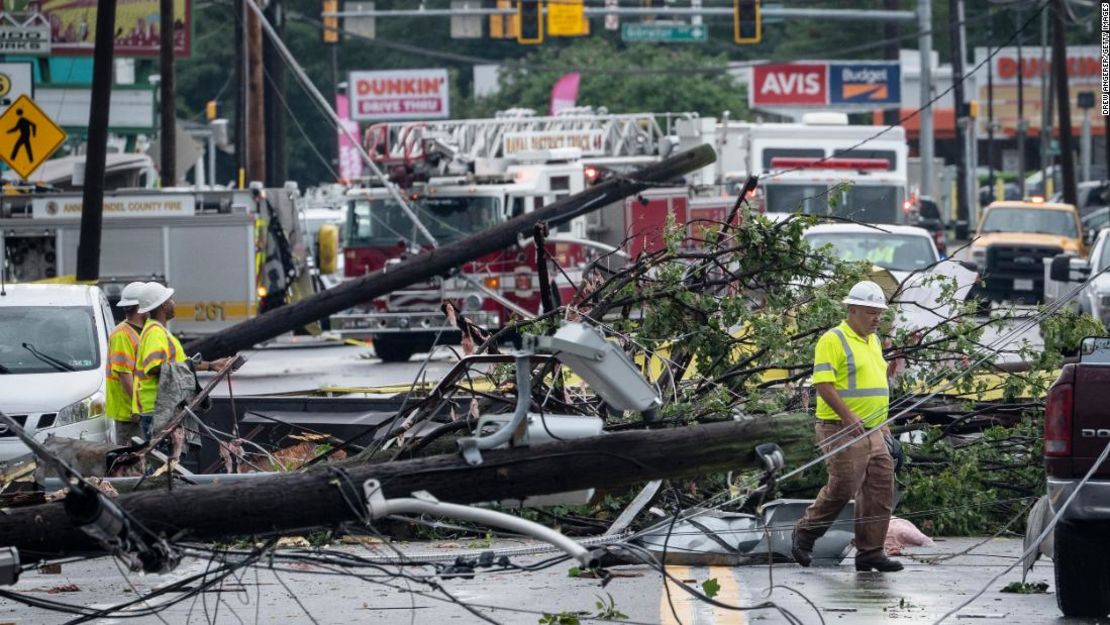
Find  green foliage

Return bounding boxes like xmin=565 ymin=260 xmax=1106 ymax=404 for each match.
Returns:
xmin=593 ymin=593 xmax=628 ymax=620
xmin=475 ymin=38 xmax=748 ymax=120
xmin=701 ymin=578 xmax=721 ymax=599
xmin=899 ymin=416 xmax=1044 ymax=536
xmin=1001 ymin=581 xmax=1049 ymax=594
xmin=538 ymin=611 xmax=582 ymax=625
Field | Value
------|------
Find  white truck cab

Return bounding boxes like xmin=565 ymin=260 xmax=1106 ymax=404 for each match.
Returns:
xmin=0 ymin=284 xmax=111 ymax=462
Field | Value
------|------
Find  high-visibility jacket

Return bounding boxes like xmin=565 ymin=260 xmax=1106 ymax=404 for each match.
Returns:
xmin=132 ymin=319 xmax=186 ymax=415
xmin=106 ymin=321 xmax=142 ymax=421
xmin=811 ymin=321 xmax=889 ymax=429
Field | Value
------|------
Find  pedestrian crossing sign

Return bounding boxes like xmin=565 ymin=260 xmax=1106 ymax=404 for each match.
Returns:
xmin=0 ymin=95 xmax=67 ymax=180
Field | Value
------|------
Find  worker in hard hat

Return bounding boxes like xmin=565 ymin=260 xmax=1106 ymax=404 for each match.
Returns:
xmin=132 ymin=282 xmax=231 ymax=440
xmin=792 ymin=280 xmax=902 ymax=573
xmin=106 ymin=282 xmax=149 ymax=445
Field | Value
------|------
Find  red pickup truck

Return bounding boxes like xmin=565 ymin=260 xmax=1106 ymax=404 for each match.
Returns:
xmin=1044 ymin=336 xmax=1110 ymax=617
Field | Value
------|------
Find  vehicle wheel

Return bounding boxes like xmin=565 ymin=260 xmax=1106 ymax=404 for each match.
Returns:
xmin=1054 ymin=520 xmax=1110 ymax=617
xmin=372 ymin=336 xmax=417 ymax=363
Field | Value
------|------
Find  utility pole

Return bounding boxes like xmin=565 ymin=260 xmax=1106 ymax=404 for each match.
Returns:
xmin=1050 ymin=0 xmax=1076 ymax=207
xmin=246 ymin=0 xmax=267 ymax=184
xmin=917 ymin=0 xmax=934 ymax=204
xmin=1016 ymin=7 xmax=1026 ymax=197
xmin=949 ymin=0 xmax=970 ymax=239
xmin=987 ymin=8 xmax=995 ymax=201
xmin=1040 ymin=9 xmax=1051 ymax=195
xmin=882 ymin=0 xmax=900 ymax=127
xmin=159 ymin=0 xmax=176 ymax=186
xmin=235 ymin=0 xmax=247 ymax=188
xmin=263 ymin=0 xmax=288 ymax=185
xmin=75 ymin=0 xmax=118 ymax=281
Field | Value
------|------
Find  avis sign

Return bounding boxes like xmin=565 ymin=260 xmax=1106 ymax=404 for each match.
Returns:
xmin=751 ymin=62 xmax=901 ymax=111
xmin=349 ymin=69 xmax=450 ymax=122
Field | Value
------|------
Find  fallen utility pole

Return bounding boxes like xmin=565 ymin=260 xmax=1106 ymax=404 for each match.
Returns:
xmin=0 ymin=413 xmax=808 ymax=558
xmin=185 ymin=144 xmax=716 ymax=359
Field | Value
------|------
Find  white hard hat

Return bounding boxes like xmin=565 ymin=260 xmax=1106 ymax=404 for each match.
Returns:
xmin=138 ymin=282 xmax=175 ymax=314
xmin=116 ymin=281 xmax=146 ymax=307
xmin=842 ymin=280 xmax=888 ymax=310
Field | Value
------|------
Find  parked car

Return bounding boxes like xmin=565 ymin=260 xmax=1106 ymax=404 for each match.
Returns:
xmin=969 ymin=200 xmax=1084 ymax=303
xmin=803 ymin=223 xmax=940 ymax=284
xmin=1083 ymin=207 xmax=1110 ymax=242
xmin=1048 ymin=227 xmax=1110 ymax=329
xmin=0 ymin=284 xmax=111 ymax=462
xmin=1043 ymin=336 xmax=1110 ymax=617
xmin=1052 ymin=180 xmax=1110 ymax=218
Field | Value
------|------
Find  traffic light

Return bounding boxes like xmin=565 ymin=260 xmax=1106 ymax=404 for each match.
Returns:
xmin=733 ymin=0 xmax=761 ymax=44
xmin=205 ymin=100 xmax=218 ymax=121
xmin=322 ymin=0 xmax=340 ymax=44
xmin=517 ymin=0 xmax=543 ymax=44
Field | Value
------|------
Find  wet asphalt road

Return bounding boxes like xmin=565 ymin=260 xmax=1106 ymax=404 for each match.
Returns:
xmin=0 ymin=537 xmax=1100 ymax=624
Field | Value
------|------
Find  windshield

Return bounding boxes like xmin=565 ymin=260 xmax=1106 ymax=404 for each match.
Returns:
xmin=764 ymin=183 xmax=901 ymax=223
xmin=805 ymin=232 xmax=937 ymax=272
xmin=347 ymin=196 xmax=502 ymax=246
xmin=980 ymin=207 xmax=1078 ymax=238
xmin=0 ymin=307 xmax=100 ymax=374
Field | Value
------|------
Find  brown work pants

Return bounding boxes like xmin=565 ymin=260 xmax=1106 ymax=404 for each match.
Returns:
xmin=795 ymin=420 xmax=895 ymax=559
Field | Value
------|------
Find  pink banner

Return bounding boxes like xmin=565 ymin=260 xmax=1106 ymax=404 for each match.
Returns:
xmin=549 ymin=72 xmax=581 ymax=115
xmin=336 ymin=94 xmax=363 ymax=182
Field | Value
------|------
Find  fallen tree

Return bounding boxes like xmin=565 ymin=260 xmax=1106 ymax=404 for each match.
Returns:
xmin=184 ymin=144 xmax=717 ymax=359
xmin=0 ymin=412 xmax=810 ymax=558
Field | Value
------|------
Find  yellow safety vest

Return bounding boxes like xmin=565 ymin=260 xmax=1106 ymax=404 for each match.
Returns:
xmin=132 ymin=320 xmax=186 ymax=415
xmin=106 ymin=321 xmax=141 ymax=421
xmin=811 ymin=321 xmax=889 ymax=429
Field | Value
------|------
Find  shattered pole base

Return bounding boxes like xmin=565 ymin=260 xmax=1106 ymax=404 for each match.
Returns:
xmin=635 ymin=499 xmax=855 ymax=566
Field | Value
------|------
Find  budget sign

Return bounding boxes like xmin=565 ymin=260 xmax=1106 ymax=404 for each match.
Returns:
xmin=349 ymin=69 xmax=450 ymax=122
xmin=829 ymin=63 xmax=901 ymax=106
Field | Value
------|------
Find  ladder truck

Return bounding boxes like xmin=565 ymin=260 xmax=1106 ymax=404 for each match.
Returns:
xmin=330 ymin=108 xmax=674 ymax=362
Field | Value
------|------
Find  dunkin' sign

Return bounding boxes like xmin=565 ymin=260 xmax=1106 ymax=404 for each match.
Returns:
xmin=349 ymin=69 xmax=450 ymax=121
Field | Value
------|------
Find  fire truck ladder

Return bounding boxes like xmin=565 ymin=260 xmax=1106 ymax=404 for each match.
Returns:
xmin=362 ymin=108 xmax=684 ymax=167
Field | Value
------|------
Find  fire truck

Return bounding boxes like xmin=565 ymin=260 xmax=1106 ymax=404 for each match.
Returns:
xmin=608 ymin=112 xmax=912 ymax=257
xmin=329 ymin=109 xmax=669 ymax=362
xmin=0 ymin=185 xmax=314 ymax=338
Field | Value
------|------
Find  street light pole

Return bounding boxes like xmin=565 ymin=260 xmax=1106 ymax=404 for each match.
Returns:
xmin=917 ymin=0 xmax=934 ymax=205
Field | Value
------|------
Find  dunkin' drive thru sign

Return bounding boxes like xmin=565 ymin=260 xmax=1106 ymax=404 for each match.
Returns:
xmin=348 ymin=69 xmax=450 ymax=122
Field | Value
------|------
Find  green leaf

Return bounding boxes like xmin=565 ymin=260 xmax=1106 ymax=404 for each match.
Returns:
xmin=701 ymin=578 xmax=721 ymax=598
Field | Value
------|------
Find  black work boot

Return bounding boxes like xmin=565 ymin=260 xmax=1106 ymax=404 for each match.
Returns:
xmin=791 ymin=527 xmax=814 ymax=567
xmin=854 ymin=554 xmax=904 ymax=572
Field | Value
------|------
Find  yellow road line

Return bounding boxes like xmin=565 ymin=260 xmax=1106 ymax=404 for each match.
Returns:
xmin=659 ymin=565 xmax=696 ymax=625
xmin=707 ymin=565 xmax=746 ymax=625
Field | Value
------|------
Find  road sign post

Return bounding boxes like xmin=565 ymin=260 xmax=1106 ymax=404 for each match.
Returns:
xmin=620 ymin=22 xmax=706 ymax=43
xmin=0 ymin=95 xmax=67 ymax=180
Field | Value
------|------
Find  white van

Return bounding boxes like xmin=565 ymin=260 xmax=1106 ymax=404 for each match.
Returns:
xmin=0 ymin=284 xmax=111 ymax=462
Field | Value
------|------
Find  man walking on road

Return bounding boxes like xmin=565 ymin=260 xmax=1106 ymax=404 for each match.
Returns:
xmin=106 ymin=282 xmax=149 ymax=445
xmin=792 ymin=280 xmax=902 ymax=573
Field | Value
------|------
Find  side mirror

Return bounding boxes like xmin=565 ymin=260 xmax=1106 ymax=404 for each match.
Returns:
xmin=1050 ymin=254 xmax=1072 ymax=282
xmin=1050 ymin=254 xmax=1090 ymax=283
xmin=1085 ymin=229 xmax=1096 ymax=246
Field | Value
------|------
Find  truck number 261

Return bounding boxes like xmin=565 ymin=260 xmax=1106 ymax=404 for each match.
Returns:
xmin=194 ymin=302 xmax=226 ymax=321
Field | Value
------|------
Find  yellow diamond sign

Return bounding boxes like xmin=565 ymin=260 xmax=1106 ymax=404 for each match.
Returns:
xmin=0 ymin=95 xmax=67 ymax=180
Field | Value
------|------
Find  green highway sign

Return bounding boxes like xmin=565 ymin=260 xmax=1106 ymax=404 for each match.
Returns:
xmin=621 ymin=22 xmax=707 ymax=43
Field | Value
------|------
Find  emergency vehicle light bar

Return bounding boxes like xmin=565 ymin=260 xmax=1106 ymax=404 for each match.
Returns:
xmin=769 ymin=157 xmax=889 ymax=171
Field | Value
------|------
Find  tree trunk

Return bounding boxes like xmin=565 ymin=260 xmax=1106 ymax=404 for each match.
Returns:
xmin=0 ymin=411 xmax=808 ymax=558
xmin=184 ymin=145 xmax=716 ymax=359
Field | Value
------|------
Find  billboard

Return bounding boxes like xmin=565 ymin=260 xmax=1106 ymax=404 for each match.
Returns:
xmin=829 ymin=63 xmax=901 ymax=105
xmin=750 ymin=62 xmax=900 ymax=111
xmin=751 ymin=63 xmax=826 ymax=106
xmin=348 ymin=69 xmax=450 ymax=122
xmin=6 ymin=0 xmax=192 ymax=57
xmin=970 ymin=46 xmax=1102 ymax=136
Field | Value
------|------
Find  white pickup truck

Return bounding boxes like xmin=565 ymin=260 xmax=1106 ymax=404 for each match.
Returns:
xmin=1047 ymin=228 xmax=1110 ymax=330
xmin=0 ymin=284 xmax=111 ymax=462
